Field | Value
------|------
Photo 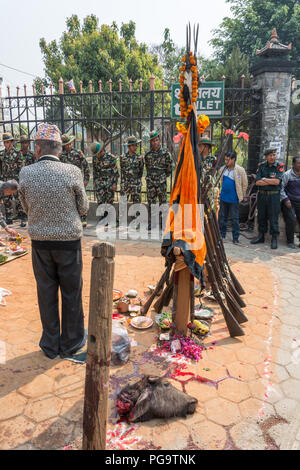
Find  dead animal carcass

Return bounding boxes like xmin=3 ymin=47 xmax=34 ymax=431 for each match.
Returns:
xmin=116 ymin=375 xmax=198 ymax=422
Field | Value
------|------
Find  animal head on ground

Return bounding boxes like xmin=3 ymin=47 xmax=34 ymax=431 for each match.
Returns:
xmin=116 ymin=375 xmax=198 ymax=422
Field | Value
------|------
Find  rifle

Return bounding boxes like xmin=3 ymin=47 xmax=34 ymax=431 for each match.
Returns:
xmin=204 ymin=218 xmax=248 ymax=326
xmin=142 ymin=262 xmax=173 ymax=316
xmin=205 ymin=202 xmax=247 ymax=302
xmin=154 ymin=270 xmax=175 ymax=313
xmin=205 ymin=254 xmax=245 ymax=337
xmin=209 ymin=206 xmax=246 ymax=296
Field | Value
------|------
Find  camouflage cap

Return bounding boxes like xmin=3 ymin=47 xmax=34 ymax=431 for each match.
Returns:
xmin=61 ymin=134 xmax=76 ymax=146
xmin=35 ymin=123 xmax=62 ymax=143
xmin=148 ymin=130 xmax=160 ymax=141
xmin=199 ymin=137 xmax=215 ymax=146
xmin=2 ymin=132 xmax=14 ymax=142
xmin=90 ymin=141 xmax=105 ymax=156
xmin=18 ymin=135 xmax=33 ymax=142
xmin=126 ymin=135 xmax=141 ymax=146
xmin=264 ymin=147 xmax=277 ymax=156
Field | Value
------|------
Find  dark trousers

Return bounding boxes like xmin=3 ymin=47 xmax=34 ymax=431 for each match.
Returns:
xmin=281 ymin=200 xmax=300 ymax=243
xmin=32 ymin=247 xmax=85 ymax=359
xmin=257 ymin=192 xmax=280 ymax=236
xmin=218 ymin=200 xmax=240 ymax=241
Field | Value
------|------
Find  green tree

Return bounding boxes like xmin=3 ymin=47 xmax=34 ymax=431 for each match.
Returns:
xmin=199 ymin=47 xmax=250 ymax=88
xmin=211 ymin=0 xmax=300 ymax=75
xmin=36 ymin=15 xmax=165 ymax=142
xmin=39 ymin=15 xmax=163 ymax=92
xmin=149 ymin=28 xmax=185 ymax=87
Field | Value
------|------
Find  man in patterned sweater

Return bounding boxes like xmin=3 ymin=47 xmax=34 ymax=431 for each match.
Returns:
xmin=61 ymin=134 xmax=90 ymax=228
xmin=19 ymin=123 xmax=89 ymax=360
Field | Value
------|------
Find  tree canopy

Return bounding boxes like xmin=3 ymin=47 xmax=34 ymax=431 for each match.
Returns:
xmin=39 ymin=15 xmax=163 ymax=92
xmin=211 ymin=0 xmax=300 ymax=76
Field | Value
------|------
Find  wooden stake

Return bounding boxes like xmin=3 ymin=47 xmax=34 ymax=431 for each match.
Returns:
xmin=173 ymin=247 xmax=191 ymax=336
xmin=109 ymin=79 xmax=112 ymax=92
xmin=82 ymin=242 xmax=115 ymax=450
xmin=89 ymin=80 xmax=93 ymax=93
xmin=129 ymin=79 xmax=132 ymax=92
xmin=139 ymin=78 xmax=143 ymax=91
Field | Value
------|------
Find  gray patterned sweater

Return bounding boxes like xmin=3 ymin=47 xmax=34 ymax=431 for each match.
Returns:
xmin=19 ymin=156 xmax=89 ymax=241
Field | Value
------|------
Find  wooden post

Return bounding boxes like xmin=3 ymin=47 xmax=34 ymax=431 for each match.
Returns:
xmin=16 ymin=86 xmax=20 ymax=97
xmin=119 ymin=78 xmax=122 ymax=92
xmin=139 ymin=78 xmax=143 ymax=91
xmin=109 ymin=79 xmax=112 ymax=92
xmin=24 ymin=85 xmax=27 ymax=97
xmin=82 ymin=242 xmax=115 ymax=450
xmin=129 ymin=79 xmax=132 ymax=92
xmin=89 ymin=80 xmax=93 ymax=93
xmin=173 ymin=247 xmax=191 ymax=336
xmin=7 ymin=86 xmax=10 ymax=97
xmin=99 ymin=80 xmax=102 ymax=92
xmin=241 ymin=74 xmax=245 ymax=89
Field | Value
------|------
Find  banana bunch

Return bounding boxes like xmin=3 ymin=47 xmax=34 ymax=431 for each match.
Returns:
xmin=188 ymin=320 xmax=210 ymax=336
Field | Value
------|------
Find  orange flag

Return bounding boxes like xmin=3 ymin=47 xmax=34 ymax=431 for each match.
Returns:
xmin=162 ymin=112 xmax=206 ymax=279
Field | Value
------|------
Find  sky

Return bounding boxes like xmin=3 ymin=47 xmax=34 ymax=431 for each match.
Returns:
xmin=0 ymin=0 xmax=232 ymax=93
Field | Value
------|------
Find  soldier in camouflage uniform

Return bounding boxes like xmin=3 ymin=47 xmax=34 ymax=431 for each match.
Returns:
xmin=120 ymin=136 xmax=144 ymax=203
xmin=0 ymin=132 xmax=26 ymax=226
xmin=91 ymin=141 xmax=119 ymax=211
xmin=18 ymin=135 xmax=36 ymax=166
xmin=145 ymin=130 xmax=173 ymax=230
xmin=61 ymin=134 xmax=90 ymax=227
xmin=198 ymin=137 xmax=216 ymax=170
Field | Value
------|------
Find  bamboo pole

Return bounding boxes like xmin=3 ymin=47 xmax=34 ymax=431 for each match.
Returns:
xmin=82 ymin=242 xmax=115 ymax=450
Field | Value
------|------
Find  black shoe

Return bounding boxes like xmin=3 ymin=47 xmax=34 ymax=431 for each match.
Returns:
xmin=251 ymin=233 xmax=265 ymax=245
xmin=6 ymin=218 xmax=13 ymax=226
xmin=287 ymin=242 xmax=296 ymax=249
xmin=271 ymin=237 xmax=278 ymax=250
xmin=147 ymin=224 xmax=152 ymax=231
xmin=20 ymin=220 xmax=26 ymax=228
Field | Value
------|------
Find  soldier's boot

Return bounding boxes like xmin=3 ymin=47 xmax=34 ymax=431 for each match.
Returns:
xmin=271 ymin=236 xmax=278 ymax=250
xmin=251 ymin=233 xmax=265 ymax=245
xmin=6 ymin=218 xmax=13 ymax=226
xmin=20 ymin=219 xmax=27 ymax=228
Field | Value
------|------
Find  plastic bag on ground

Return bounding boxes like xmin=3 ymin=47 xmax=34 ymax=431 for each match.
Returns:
xmin=111 ymin=320 xmax=131 ymax=366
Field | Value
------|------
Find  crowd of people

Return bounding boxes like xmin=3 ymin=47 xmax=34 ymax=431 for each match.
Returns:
xmin=1 ymin=129 xmax=300 ymax=250
xmin=1 ymin=123 xmax=300 ymax=360
xmin=215 ymin=146 xmax=300 ymax=250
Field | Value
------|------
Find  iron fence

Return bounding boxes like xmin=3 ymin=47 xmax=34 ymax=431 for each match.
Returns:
xmin=0 ymin=86 xmax=261 ymax=200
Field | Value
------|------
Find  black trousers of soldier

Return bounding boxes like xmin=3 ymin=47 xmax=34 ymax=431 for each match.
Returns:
xmin=281 ymin=201 xmax=300 ymax=243
xmin=32 ymin=247 xmax=85 ymax=359
xmin=257 ymin=193 xmax=280 ymax=236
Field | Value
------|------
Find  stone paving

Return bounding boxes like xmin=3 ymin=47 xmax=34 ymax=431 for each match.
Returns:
xmin=0 ymin=225 xmax=299 ymax=450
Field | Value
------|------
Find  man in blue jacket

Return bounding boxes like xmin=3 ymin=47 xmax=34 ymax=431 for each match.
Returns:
xmin=280 ymin=156 xmax=300 ymax=249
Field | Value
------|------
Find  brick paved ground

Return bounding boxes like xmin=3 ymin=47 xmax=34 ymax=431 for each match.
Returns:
xmin=0 ymin=226 xmax=299 ymax=450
